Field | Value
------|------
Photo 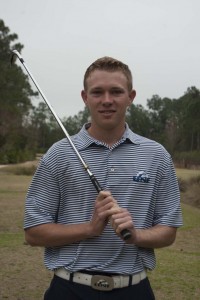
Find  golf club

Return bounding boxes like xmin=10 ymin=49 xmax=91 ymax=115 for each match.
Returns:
xmin=11 ymin=50 xmax=131 ymax=241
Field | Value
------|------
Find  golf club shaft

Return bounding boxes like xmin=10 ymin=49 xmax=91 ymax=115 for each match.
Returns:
xmin=11 ymin=50 xmax=131 ymax=241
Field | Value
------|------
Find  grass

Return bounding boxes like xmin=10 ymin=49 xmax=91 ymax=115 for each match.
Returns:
xmin=0 ymin=165 xmax=200 ymax=299
xmin=0 ymin=173 xmax=52 ymax=300
xmin=0 ymin=161 xmax=38 ymax=176
xmin=176 ymin=168 xmax=200 ymax=208
xmin=148 ymin=202 xmax=200 ymax=299
xmin=176 ymin=168 xmax=200 ymax=180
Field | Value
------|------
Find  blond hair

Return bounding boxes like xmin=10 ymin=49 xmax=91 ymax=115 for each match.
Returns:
xmin=83 ymin=56 xmax=133 ymax=91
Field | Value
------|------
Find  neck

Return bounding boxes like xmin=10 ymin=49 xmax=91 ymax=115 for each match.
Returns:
xmin=87 ymin=123 xmax=126 ymax=146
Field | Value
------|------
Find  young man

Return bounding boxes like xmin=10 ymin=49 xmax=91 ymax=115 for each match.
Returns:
xmin=24 ymin=57 xmax=183 ymax=299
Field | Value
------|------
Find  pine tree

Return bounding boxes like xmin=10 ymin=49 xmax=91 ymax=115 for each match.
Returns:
xmin=0 ymin=19 xmax=37 ymax=163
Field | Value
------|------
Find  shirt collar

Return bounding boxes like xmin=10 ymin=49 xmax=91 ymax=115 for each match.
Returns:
xmin=75 ymin=123 xmax=141 ymax=151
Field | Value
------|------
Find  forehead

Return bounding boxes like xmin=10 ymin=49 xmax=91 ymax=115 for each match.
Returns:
xmin=86 ymin=70 xmax=128 ymax=89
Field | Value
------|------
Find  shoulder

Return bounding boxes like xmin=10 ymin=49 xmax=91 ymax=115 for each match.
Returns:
xmin=45 ymin=138 xmax=70 ymax=157
xmin=127 ymin=129 xmax=173 ymax=172
xmin=128 ymin=129 xmax=169 ymax=154
xmin=40 ymin=129 xmax=85 ymax=172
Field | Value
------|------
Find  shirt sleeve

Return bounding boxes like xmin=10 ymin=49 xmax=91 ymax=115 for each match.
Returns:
xmin=153 ymin=154 xmax=183 ymax=227
xmin=24 ymin=157 xmax=60 ymax=229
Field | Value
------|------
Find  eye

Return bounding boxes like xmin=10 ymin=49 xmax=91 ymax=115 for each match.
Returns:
xmin=91 ymin=89 xmax=102 ymax=96
xmin=111 ymin=89 xmax=124 ymax=96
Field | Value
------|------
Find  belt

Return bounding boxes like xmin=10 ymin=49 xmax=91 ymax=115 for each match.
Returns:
xmin=54 ymin=268 xmax=147 ymax=291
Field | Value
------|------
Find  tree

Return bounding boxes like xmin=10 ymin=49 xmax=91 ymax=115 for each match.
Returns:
xmin=176 ymin=86 xmax=200 ymax=151
xmin=29 ymin=102 xmax=63 ymax=152
xmin=0 ymin=19 xmax=37 ymax=163
xmin=126 ymin=104 xmax=151 ymax=137
xmin=28 ymin=104 xmax=89 ymax=153
xmin=63 ymin=107 xmax=90 ymax=135
xmin=146 ymin=95 xmax=180 ymax=152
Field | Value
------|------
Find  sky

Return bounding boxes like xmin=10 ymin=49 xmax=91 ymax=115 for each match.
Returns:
xmin=1 ymin=0 xmax=200 ymax=118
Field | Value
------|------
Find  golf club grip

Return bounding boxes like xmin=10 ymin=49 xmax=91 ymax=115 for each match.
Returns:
xmin=90 ymin=174 xmax=131 ymax=240
xmin=120 ymin=229 xmax=132 ymax=240
xmin=90 ymin=174 xmax=102 ymax=193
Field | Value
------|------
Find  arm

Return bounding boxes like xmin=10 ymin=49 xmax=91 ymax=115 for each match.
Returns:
xmin=132 ymin=225 xmax=177 ymax=248
xmin=25 ymin=223 xmax=94 ymax=247
xmin=25 ymin=191 xmax=120 ymax=247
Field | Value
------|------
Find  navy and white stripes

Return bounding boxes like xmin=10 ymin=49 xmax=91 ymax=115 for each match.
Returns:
xmin=24 ymin=124 xmax=183 ymax=274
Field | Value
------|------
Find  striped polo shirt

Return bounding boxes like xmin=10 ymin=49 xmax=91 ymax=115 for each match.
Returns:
xmin=24 ymin=123 xmax=183 ymax=275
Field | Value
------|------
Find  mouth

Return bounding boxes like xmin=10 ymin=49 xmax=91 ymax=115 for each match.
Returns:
xmin=99 ymin=110 xmax=116 ymax=115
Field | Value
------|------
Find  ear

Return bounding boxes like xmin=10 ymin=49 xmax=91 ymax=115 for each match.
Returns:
xmin=81 ymin=90 xmax=88 ymax=105
xmin=128 ymin=89 xmax=136 ymax=105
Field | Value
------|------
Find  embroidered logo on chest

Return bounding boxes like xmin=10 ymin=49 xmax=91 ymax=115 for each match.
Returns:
xmin=133 ymin=171 xmax=150 ymax=183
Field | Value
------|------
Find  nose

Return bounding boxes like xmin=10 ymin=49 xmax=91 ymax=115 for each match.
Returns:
xmin=102 ymin=92 xmax=113 ymax=105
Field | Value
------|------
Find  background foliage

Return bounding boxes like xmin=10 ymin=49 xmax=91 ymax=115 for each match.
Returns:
xmin=1 ymin=19 xmax=200 ymax=166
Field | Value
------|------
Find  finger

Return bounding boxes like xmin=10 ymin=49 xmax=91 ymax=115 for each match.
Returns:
xmin=98 ymin=206 xmax=121 ymax=219
xmin=95 ymin=196 xmax=117 ymax=209
xmin=110 ymin=211 xmax=134 ymax=232
xmin=97 ymin=190 xmax=112 ymax=201
xmin=115 ymin=218 xmax=133 ymax=235
xmin=110 ymin=209 xmax=127 ymax=221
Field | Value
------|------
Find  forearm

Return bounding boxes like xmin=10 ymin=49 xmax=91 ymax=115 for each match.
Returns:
xmin=25 ymin=222 xmax=94 ymax=247
xmin=131 ymin=225 xmax=177 ymax=248
xmin=25 ymin=191 xmax=120 ymax=247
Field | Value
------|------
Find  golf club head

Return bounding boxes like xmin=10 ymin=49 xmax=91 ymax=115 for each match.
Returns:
xmin=11 ymin=50 xmax=24 ymax=65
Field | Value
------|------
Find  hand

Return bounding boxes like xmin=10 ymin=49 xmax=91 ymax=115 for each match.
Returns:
xmin=89 ymin=191 xmax=121 ymax=237
xmin=110 ymin=208 xmax=136 ymax=243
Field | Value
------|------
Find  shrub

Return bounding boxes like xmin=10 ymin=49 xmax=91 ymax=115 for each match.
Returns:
xmin=0 ymin=164 xmax=37 ymax=176
xmin=174 ymin=151 xmax=200 ymax=168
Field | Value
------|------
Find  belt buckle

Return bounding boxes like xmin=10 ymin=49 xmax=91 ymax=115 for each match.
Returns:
xmin=91 ymin=275 xmax=114 ymax=291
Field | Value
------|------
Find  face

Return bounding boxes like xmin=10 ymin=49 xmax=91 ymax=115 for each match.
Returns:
xmin=81 ymin=70 xmax=136 ymax=134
